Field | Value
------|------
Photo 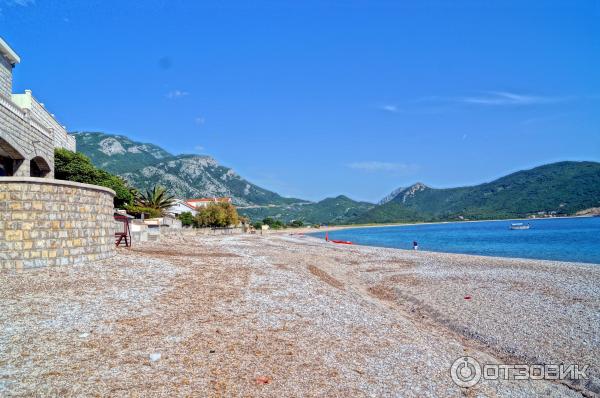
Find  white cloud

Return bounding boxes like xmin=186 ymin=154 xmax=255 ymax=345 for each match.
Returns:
xmin=460 ymin=91 xmax=567 ymax=106
xmin=194 ymin=145 xmax=205 ymax=153
xmin=348 ymin=161 xmax=418 ymax=174
xmin=0 ymin=0 xmax=34 ymax=14
xmin=378 ymin=104 xmax=399 ymax=113
xmin=400 ymin=91 xmax=571 ymax=110
xmin=166 ymin=90 xmax=189 ymax=99
xmin=4 ymin=0 xmax=35 ymax=5
xmin=194 ymin=117 xmax=205 ymax=125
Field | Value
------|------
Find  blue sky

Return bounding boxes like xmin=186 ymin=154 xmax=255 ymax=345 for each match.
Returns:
xmin=1 ymin=0 xmax=599 ymax=202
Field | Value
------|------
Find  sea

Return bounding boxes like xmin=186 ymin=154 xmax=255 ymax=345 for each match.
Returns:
xmin=310 ymin=217 xmax=600 ymax=264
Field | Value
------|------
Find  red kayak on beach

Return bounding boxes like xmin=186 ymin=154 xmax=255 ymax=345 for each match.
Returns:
xmin=325 ymin=232 xmax=353 ymax=244
xmin=330 ymin=239 xmax=353 ymax=245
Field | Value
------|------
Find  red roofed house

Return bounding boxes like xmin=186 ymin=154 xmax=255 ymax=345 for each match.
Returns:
xmin=166 ymin=199 xmax=199 ymax=217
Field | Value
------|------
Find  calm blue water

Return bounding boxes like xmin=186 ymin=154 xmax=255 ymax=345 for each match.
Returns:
xmin=310 ymin=217 xmax=600 ymax=264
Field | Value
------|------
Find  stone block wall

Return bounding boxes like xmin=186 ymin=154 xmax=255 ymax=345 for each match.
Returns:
xmin=0 ymin=177 xmax=116 ymax=270
xmin=0 ymin=54 xmax=12 ymax=98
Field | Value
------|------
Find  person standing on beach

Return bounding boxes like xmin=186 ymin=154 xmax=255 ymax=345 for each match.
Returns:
xmin=413 ymin=241 xmax=418 ymax=251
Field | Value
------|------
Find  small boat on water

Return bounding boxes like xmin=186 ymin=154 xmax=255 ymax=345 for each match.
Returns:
xmin=510 ymin=222 xmax=530 ymax=230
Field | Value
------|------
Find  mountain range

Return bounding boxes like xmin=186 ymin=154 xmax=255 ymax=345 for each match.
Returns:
xmin=74 ymin=132 xmax=305 ymax=207
xmin=73 ymin=132 xmax=600 ymax=224
xmin=355 ymin=161 xmax=600 ymax=223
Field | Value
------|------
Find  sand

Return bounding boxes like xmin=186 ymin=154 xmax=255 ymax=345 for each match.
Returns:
xmin=0 ymin=232 xmax=598 ymax=397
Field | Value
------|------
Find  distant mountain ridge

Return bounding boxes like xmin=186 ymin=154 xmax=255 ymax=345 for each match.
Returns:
xmin=355 ymin=161 xmax=600 ymax=223
xmin=73 ymin=132 xmax=600 ymax=225
xmin=73 ymin=132 xmax=306 ymax=207
xmin=75 ymin=133 xmax=172 ymax=174
xmin=239 ymin=195 xmax=375 ymax=225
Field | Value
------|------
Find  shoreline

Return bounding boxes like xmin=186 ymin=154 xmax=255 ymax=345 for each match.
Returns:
xmin=301 ymin=234 xmax=600 ymax=267
xmin=273 ymin=216 xmax=600 ymax=266
xmin=267 ymin=214 xmax=596 ymax=235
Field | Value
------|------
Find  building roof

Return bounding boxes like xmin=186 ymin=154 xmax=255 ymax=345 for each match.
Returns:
xmin=171 ymin=199 xmax=197 ymax=210
xmin=0 ymin=37 xmax=20 ymax=65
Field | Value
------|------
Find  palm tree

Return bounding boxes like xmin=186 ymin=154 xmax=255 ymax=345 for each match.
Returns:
xmin=135 ymin=185 xmax=176 ymax=215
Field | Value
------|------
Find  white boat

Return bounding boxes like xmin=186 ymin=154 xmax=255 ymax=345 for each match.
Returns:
xmin=510 ymin=222 xmax=530 ymax=230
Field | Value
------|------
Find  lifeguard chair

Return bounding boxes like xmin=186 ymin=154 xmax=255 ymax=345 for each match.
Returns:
xmin=114 ymin=214 xmax=132 ymax=247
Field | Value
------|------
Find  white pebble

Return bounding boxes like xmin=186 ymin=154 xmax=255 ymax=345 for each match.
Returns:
xmin=149 ymin=353 xmax=161 ymax=362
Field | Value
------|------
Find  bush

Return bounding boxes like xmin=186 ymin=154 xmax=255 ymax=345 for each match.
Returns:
xmin=54 ymin=148 xmax=133 ymax=207
xmin=262 ymin=217 xmax=285 ymax=229
xmin=195 ymin=203 xmax=239 ymax=227
xmin=288 ymin=220 xmax=304 ymax=228
xmin=178 ymin=211 xmax=195 ymax=227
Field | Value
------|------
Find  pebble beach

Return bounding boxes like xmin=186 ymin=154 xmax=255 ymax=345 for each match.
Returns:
xmin=1 ymin=232 xmax=598 ymax=397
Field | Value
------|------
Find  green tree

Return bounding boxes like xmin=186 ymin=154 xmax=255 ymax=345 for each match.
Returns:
xmin=54 ymin=148 xmax=133 ymax=207
xmin=262 ymin=217 xmax=285 ymax=229
xmin=135 ymin=185 xmax=176 ymax=215
xmin=195 ymin=203 xmax=240 ymax=227
xmin=178 ymin=211 xmax=195 ymax=227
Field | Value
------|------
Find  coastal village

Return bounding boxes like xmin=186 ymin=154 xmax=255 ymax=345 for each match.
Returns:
xmin=1 ymin=30 xmax=599 ymax=398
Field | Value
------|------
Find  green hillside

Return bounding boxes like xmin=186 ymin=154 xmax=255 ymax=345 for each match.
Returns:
xmin=238 ymin=195 xmax=374 ymax=225
xmin=355 ymin=161 xmax=600 ymax=223
xmin=73 ymin=132 xmax=172 ymax=174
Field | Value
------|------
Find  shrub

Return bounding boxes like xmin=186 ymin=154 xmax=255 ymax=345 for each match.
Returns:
xmin=195 ymin=203 xmax=239 ymax=227
xmin=178 ymin=211 xmax=195 ymax=227
xmin=262 ymin=217 xmax=285 ymax=229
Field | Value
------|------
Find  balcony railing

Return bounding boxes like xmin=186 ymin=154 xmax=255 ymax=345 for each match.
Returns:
xmin=0 ymin=91 xmax=54 ymax=140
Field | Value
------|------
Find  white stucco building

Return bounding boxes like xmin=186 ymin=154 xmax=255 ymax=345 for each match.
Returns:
xmin=166 ymin=199 xmax=198 ymax=217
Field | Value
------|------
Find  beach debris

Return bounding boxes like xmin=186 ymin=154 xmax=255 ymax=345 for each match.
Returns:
xmin=149 ymin=352 xmax=162 ymax=362
xmin=78 ymin=332 xmax=89 ymax=338
xmin=464 ymin=295 xmax=472 ymax=300
xmin=255 ymin=376 xmax=271 ymax=385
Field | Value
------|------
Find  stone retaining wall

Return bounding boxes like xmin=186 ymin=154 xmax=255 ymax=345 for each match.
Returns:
xmin=0 ymin=177 xmax=116 ymax=270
